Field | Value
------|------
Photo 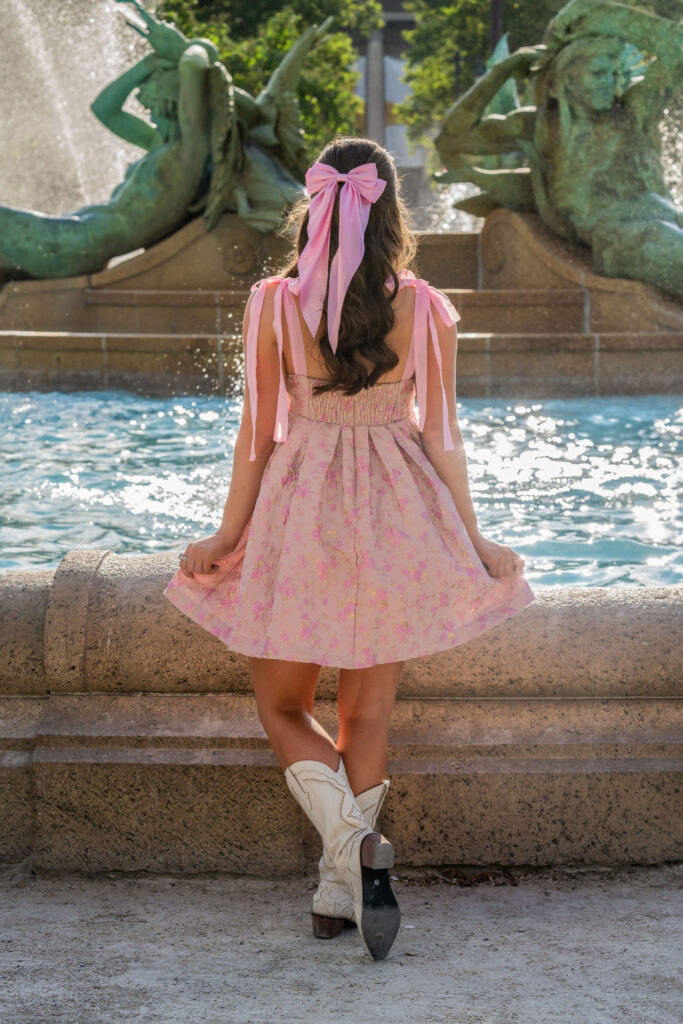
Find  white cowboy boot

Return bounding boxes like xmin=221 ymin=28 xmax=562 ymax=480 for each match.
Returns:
xmin=311 ymin=778 xmax=391 ymax=938
xmin=285 ymin=756 xmax=400 ymax=960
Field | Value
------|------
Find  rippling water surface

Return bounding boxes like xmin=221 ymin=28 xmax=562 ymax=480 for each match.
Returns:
xmin=1 ymin=390 xmax=680 ymax=588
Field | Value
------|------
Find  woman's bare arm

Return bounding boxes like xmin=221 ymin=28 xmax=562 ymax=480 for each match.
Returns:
xmin=178 ymin=286 xmax=278 ymax=578
xmin=419 ymin=313 xmax=482 ymax=545
xmin=215 ymin=288 xmax=279 ymax=546
xmin=420 ymin=302 xmax=525 ymax=579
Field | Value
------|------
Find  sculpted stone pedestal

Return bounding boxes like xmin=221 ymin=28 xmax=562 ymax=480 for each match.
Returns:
xmin=0 ymin=208 xmax=681 ymax=397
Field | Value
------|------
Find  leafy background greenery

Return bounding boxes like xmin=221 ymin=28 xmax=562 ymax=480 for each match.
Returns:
xmin=157 ymin=0 xmax=682 ymax=163
xmin=157 ymin=0 xmax=383 ymax=155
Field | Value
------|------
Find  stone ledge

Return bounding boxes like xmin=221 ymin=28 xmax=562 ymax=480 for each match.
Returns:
xmin=1 ymin=692 xmax=681 ymax=872
xmin=1 ymin=557 xmax=680 ymax=699
xmin=2 ymin=209 xmax=680 ymax=338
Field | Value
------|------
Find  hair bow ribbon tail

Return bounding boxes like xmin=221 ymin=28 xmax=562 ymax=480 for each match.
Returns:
xmin=298 ymin=161 xmax=386 ymax=354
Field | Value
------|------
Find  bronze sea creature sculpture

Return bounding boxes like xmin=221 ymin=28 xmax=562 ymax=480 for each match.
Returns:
xmin=0 ymin=0 xmax=332 ymax=282
xmin=434 ymin=0 xmax=683 ymax=299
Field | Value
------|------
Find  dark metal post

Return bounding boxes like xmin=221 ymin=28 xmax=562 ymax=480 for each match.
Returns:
xmin=490 ymin=0 xmax=503 ymax=52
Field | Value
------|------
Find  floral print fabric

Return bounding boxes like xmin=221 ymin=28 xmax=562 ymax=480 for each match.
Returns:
xmin=162 ymin=273 xmax=536 ymax=668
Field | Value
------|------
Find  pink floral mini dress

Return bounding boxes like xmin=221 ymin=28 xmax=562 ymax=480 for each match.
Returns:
xmin=162 ymin=269 xmax=536 ymax=668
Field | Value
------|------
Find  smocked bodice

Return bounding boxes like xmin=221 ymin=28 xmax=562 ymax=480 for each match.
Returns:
xmin=286 ymin=373 xmax=416 ymax=426
xmin=244 ymin=270 xmax=461 ymax=459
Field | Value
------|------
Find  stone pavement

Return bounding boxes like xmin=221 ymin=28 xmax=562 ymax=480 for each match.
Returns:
xmin=1 ymin=860 xmax=680 ymax=1024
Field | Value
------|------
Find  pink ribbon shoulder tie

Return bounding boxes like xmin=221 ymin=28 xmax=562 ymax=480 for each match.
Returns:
xmin=245 ymin=275 xmax=291 ymax=461
xmin=245 ymin=271 xmax=460 ymax=459
xmin=298 ymin=161 xmax=387 ymax=354
xmin=412 ymin=279 xmax=461 ymax=452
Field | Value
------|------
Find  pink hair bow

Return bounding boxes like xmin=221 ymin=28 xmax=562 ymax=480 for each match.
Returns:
xmin=297 ymin=160 xmax=387 ymax=354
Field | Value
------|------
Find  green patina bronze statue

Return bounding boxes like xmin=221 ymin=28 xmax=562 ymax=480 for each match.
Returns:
xmin=434 ymin=0 xmax=683 ymax=299
xmin=0 ymin=1 xmax=331 ymax=282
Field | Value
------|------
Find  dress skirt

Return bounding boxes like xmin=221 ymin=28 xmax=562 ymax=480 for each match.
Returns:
xmin=162 ymin=374 xmax=536 ymax=668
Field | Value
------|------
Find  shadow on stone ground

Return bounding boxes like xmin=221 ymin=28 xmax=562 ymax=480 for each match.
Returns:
xmin=1 ymin=860 xmax=681 ymax=1024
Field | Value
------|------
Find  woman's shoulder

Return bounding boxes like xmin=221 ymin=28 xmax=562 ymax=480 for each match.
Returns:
xmin=249 ymin=269 xmax=424 ymax=290
xmin=391 ymin=271 xmax=461 ymax=323
xmin=245 ymin=275 xmax=296 ymax=323
xmin=249 ymin=273 xmax=289 ymax=293
xmin=387 ymin=268 xmax=420 ymax=289
xmin=386 ymin=270 xmax=446 ymax=296
xmin=414 ymin=275 xmax=461 ymax=325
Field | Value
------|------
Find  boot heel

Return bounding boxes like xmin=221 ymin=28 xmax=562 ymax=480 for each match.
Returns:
xmin=284 ymin=759 xmax=400 ymax=959
xmin=311 ymin=913 xmax=346 ymax=939
xmin=361 ymin=832 xmax=395 ymax=870
xmin=358 ymin=832 xmax=401 ymax=961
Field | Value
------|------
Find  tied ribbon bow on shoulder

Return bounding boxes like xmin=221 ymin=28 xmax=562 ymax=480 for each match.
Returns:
xmin=297 ymin=161 xmax=387 ymax=354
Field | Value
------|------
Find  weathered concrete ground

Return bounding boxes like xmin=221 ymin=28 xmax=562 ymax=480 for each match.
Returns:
xmin=1 ymin=860 xmax=680 ymax=1024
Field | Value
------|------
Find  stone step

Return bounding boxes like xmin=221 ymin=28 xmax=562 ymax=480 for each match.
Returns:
xmin=5 ymin=693 xmax=680 ymax=758
xmin=79 ymin=286 xmax=588 ymax=336
xmin=442 ymin=287 xmax=587 ymax=334
xmin=2 ymin=693 xmax=681 ymax=872
xmin=1 ymin=329 xmax=680 ymax=397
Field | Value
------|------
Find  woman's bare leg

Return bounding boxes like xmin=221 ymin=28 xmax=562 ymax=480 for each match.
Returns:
xmin=336 ymin=661 xmax=404 ymax=795
xmin=250 ymin=656 xmax=339 ymax=771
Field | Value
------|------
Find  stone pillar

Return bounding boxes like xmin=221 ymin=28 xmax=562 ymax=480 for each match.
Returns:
xmin=366 ymin=27 xmax=385 ymax=145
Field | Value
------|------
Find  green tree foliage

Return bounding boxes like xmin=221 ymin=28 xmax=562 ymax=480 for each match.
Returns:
xmin=158 ymin=0 xmax=381 ymax=40
xmin=396 ymin=0 xmax=568 ymax=148
xmin=156 ymin=0 xmax=383 ymax=157
xmin=396 ymin=0 xmax=680 ymax=149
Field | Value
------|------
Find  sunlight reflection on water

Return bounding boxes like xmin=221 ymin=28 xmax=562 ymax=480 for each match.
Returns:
xmin=2 ymin=390 xmax=680 ymax=588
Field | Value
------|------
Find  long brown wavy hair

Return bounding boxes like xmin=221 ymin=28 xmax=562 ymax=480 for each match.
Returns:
xmin=276 ymin=135 xmax=419 ymax=396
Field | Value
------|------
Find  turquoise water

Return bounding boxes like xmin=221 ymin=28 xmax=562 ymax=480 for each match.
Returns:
xmin=1 ymin=390 xmax=681 ymax=588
